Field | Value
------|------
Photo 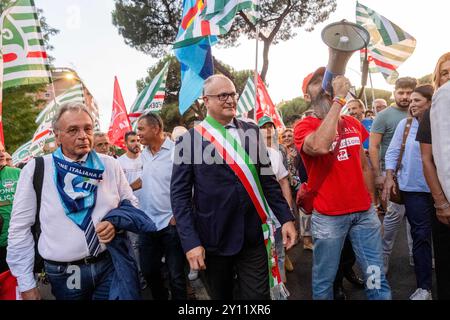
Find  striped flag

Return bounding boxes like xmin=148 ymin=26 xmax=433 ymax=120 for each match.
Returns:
xmin=29 ymin=84 xmax=85 ymax=156
xmin=175 ymin=0 xmax=257 ymax=46
xmin=35 ymin=83 xmax=85 ymax=124
xmin=236 ymin=76 xmax=256 ymax=116
xmin=11 ymin=139 xmax=32 ymax=165
xmin=356 ymin=1 xmax=416 ymax=84
xmin=129 ymin=62 xmax=169 ymax=123
xmin=236 ymin=75 xmax=285 ymax=129
xmin=1 ymin=0 xmax=52 ymax=89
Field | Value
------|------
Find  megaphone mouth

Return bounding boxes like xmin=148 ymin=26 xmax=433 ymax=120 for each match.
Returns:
xmin=321 ymin=20 xmax=370 ymax=52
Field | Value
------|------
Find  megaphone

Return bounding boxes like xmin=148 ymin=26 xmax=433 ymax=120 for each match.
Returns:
xmin=321 ymin=20 xmax=370 ymax=96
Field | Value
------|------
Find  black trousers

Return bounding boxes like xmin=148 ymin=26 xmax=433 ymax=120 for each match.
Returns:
xmin=204 ymin=241 xmax=270 ymax=300
xmin=0 ymin=246 xmax=8 ymax=273
xmin=334 ymin=237 xmax=356 ymax=286
xmin=431 ymin=211 xmax=450 ymax=300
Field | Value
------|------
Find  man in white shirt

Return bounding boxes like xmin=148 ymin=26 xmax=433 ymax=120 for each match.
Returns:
xmin=117 ymin=131 xmax=143 ymax=199
xmin=7 ymin=102 xmax=137 ymax=300
xmin=132 ymin=113 xmax=187 ymax=300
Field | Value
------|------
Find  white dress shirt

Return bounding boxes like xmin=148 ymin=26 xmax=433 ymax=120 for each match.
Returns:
xmin=7 ymin=153 xmax=137 ymax=292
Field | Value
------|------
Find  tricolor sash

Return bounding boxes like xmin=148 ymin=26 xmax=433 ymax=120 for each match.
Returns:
xmin=195 ymin=116 xmax=288 ymax=299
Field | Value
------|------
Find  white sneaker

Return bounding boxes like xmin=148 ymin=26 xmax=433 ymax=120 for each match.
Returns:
xmin=409 ymin=288 xmax=432 ymax=300
xmin=188 ymin=269 xmax=199 ymax=281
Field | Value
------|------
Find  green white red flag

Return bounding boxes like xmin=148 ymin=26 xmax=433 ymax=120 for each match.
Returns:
xmin=129 ymin=62 xmax=169 ymax=123
xmin=237 ymin=74 xmax=285 ymax=129
xmin=1 ymin=0 xmax=52 ymax=145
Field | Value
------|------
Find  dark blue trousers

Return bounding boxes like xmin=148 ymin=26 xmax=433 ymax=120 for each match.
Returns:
xmin=401 ymin=191 xmax=433 ymax=290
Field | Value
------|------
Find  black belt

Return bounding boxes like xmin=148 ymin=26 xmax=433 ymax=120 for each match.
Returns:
xmin=44 ymin=250 xmax=110 ymax=266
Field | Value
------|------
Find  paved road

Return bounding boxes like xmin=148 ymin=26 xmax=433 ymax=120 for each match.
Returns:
xmin=39 ymin=218 xmax=435 ymax=300
xmin=285 ymin=218 xmax=436 ymax=300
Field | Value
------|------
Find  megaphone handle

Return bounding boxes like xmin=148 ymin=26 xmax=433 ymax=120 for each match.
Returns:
xmin=322 ymin=69 xmax=335 ymax=97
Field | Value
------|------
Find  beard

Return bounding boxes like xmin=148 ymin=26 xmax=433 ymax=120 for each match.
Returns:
xmin=312 ymin=91 xmax=333 ymax=119
xmin=396 ymin=99 xmax=410 ymax=108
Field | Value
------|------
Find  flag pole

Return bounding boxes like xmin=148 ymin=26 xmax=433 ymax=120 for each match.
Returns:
xmin=253 ymin=0 xmax=260 ymax=123
xmin=368 ymin=70 xmax=375 ymax=111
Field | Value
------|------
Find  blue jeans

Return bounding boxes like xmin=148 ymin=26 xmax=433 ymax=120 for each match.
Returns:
xmin=44 ymin=253 xmax=114 ymax=300
xmin=402 ymin=191 xmax=433 ymax=290
xmin=311 ymin=206 xmax=391 ymax=300
xmin=139 ymin=224 xmax=187 ymax=300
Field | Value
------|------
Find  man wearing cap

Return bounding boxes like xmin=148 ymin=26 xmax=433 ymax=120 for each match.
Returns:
xmin=294 ymin=70 xmax=391 ymax=300
xmin=301 ymin=68 xmax=366 ymax=299
xmin=171 ymin=74 xmax=297 ymax=300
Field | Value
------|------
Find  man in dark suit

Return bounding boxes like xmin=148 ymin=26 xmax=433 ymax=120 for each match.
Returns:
xmin=171 ymin=75 xmax=297 ymax=300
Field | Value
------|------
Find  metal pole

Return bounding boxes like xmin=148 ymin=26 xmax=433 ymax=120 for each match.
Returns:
xmin=253 ymin=0 xmax=260 ymax=122
xmin=368 ymin=71 xmax=375 ymax=110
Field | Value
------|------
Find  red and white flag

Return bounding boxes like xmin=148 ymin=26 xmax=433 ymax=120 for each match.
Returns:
xmin=254 ymin=74 xmax=285 ymax=130
xmin=108 ymin=77 xmax=132 ymax=150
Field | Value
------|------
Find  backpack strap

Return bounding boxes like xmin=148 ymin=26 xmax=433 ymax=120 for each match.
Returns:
xmin=32 ymin=157 xmax=44 ymax=273
xmin=32 ymin=157 xmax=44 ymax=234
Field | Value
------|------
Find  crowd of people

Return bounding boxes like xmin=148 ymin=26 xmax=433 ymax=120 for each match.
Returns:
xmin=0 ymin=52 xmax=450 ymax=301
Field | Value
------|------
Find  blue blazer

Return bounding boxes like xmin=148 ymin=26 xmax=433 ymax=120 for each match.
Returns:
xmin=170 ymin=118 xmax=294 ymax=256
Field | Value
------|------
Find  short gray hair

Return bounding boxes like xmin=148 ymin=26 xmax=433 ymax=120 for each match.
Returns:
xmin=93 ymin=131 xmax=108 ymax=139
xmin=52 ymin=102 xmax=94 ymax=130
xmin=372 ymin=98 xmax=387 ymax=108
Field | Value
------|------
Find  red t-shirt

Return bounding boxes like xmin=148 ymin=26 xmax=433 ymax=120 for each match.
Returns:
xmin=294 ymin=115 xmax=371 ymax=215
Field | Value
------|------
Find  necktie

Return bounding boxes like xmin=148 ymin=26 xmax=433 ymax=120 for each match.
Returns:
xmin=85 ymin=219 xmax=101 ymax=257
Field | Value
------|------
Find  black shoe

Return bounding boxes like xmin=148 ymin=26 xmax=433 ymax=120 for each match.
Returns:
xmin=333 ymin=284 xmax=347 ymax=300
xmin=344 ymin=270 xmax=365 ymax=288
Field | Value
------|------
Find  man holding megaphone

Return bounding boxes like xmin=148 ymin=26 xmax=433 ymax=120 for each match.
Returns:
xmin=294 ymin=71 xmax=391 ymax=300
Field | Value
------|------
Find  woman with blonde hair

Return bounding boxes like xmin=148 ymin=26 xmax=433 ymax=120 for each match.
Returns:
xmin=417 ymin=52 xmax=450 ymax=299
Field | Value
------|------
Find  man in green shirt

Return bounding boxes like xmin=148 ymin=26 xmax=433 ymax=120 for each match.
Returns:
xmin=369 ymin=77 xmax=417 ymax=274
xmin=0 ymin=142 xmax=21 ymax=273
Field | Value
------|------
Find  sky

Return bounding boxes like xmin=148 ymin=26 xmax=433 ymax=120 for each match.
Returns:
xmin=35 ymin=0 xmax=450 ymax=131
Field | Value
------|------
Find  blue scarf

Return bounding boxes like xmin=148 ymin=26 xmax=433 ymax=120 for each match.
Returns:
xmin=53 ymin=148 xmax=105 ymax=230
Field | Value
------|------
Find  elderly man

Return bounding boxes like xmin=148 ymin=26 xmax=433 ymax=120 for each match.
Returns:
xmin=373 ymin=98 xmax=388 ymax=114
xmin=93 ymin=132 xmax=111 ymax=155
xmin=171 ymin=74 xmax=297 ymax=300
xmin=7 ymin=102 xmax=137 ymax=300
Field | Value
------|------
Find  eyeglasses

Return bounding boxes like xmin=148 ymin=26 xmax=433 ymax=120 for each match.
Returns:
xmin=59 ymin=126 xmax=94 ymax=137
xmin=204 ymin=92 xmax=239 ymax=102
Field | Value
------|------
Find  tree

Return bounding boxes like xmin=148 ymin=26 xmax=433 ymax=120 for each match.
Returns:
xmin=278 ymin=97 xmax=308 ymax=126
xmin=138 ymin=55 xmax=254 ymax=130
xmin=418 ymin=74 xmax=432 ymax=85
xmin=358 ymin=88 xmax=393 ymax=109
xmin=3 ymin=85 xmax=45 ymax=152
xmin=112 ymin=0 xmax=337 ymax=80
